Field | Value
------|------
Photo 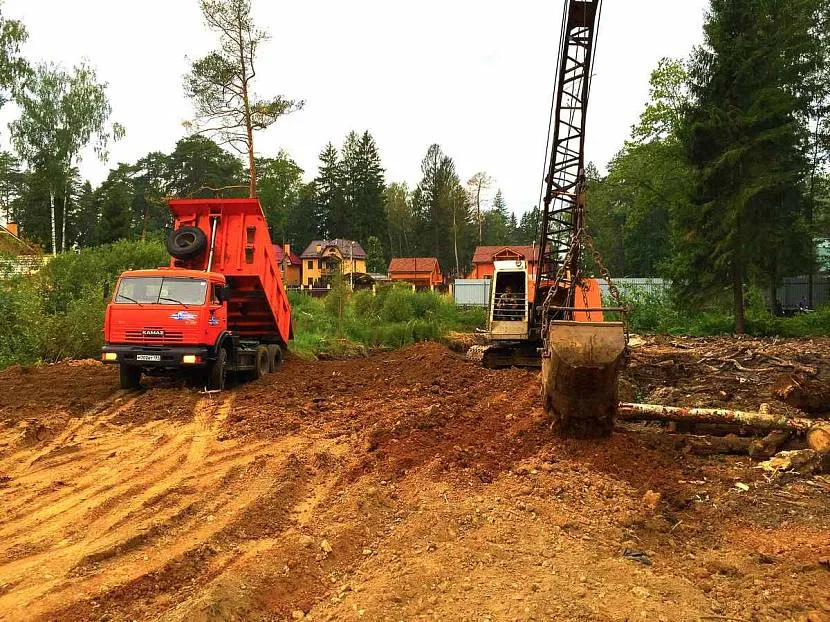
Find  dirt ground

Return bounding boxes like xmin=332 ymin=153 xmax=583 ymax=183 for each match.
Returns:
xmin=0 ymin=337 xmax=829 ymax=622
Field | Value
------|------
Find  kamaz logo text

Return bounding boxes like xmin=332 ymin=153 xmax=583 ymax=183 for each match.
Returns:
xmin=142 ymin=329 xmax=165 ymax=338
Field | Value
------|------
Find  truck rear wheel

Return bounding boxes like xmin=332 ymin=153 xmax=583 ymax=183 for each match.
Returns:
xmin=208 ymin=348 xmax=227 ymax=390
xmin=252 ymin=345 xmax=269 ymax=380
xmin=267 ymin=344 xmax=284 ymax=372
xmin=119 ymin=364 xmax=142 ymax=390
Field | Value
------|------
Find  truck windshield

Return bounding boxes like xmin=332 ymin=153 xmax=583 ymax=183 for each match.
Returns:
xmin=115 ymin=277 xmax=208 ymax=306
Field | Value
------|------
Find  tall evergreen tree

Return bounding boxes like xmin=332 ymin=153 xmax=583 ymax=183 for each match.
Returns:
xmin=316 ymin=142 xmax=345 ymax=239
xmin=74 ymin=180 xmax=98 ymax=247
xmin=411 ymin=144 xmax=471 ymax=273
xmin=675 ymin=0 xmax=826 ymax=332
xmin=0 ymin=151 xmax=23 ymax=224
xmin=285 ymin=182 xmax=323 ymax=254
xmin=482 ymin=189 xmax=510 ymax=245
xmin=97 ymin=175 xmax=132 ymax=243
xmin=384 ymin=182 xmax=413 ymax=256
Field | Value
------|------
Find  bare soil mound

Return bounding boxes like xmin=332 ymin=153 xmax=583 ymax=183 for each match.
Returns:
xmin=0 ymin=339 xmax=827 ymax=621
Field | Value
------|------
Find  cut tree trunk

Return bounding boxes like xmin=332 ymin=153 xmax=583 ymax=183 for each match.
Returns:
xmin=618 ymin=403 xmax=824 ymax=432
xmin=807 ymin=427 xmax=830 ymax=453
xmin=774 ymin=376 xmax=830 ymax=415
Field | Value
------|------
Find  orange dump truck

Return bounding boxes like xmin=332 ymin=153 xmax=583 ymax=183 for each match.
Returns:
xmin=102 ymin=198 xmax=292 ymax=390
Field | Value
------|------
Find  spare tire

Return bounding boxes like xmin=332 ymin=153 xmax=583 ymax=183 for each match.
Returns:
xmin=167 ymin=226 xmax=207 ymax=260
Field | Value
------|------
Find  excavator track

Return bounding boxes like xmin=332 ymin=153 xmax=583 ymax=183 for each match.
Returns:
xmin=466 ymin=344 xmax=542 ymax=369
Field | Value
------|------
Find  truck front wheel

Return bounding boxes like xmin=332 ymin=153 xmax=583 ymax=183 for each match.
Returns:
xmin=119 ymin=364 xmax=142 ymax=390
xmin=208 ymin=348 xmax=227 ymax=390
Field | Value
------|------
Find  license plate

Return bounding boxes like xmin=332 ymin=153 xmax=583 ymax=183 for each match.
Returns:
xmin=136 ymin=354 xmax=161 ymax=362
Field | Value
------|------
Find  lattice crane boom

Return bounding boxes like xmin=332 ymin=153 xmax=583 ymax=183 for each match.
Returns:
xmin=533 ymin=0 xmax=602 ymax=324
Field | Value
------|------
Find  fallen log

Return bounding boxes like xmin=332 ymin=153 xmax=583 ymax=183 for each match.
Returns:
xmin=807 ymin=427 xmax=830 ymax=453
xmin=618 ymin=403 xmax=825 ymax=432
xmin=748 ymin=430 xmax=791 ymax=459
xmin=757 ymin=449 xmax=828 ymax=475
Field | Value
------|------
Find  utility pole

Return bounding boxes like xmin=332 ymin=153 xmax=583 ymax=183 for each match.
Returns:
xmin=350 ymin=241 xmax=354 ymax=290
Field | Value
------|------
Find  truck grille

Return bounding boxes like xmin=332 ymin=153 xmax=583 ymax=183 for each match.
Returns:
xmin=124 ymin=329 xmax=184 ymax=344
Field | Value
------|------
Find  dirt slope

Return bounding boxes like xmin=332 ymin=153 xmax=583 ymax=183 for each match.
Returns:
xmin=0 ymin=340 xmax=828 ymax=622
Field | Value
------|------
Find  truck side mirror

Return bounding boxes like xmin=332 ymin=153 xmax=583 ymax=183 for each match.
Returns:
xmin=217 ymin=285 xmax=232 ymax=303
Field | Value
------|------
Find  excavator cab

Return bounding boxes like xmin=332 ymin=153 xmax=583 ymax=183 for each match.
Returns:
xmin=488 ymin=260 xmax=530 ymax=341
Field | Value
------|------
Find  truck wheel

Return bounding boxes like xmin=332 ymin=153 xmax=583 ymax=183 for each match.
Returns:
xmin=166 ymin=226 xmax=207 ymax=260
xmin=208 ymin=348 xmax=227 ymax=390
xmin=267 ymin=344 xmax=284 ymax=372
xmin=119 ymin=364 xmax=142 ymax=390
xmin=252 ymin=345 xmax=269 ymax=380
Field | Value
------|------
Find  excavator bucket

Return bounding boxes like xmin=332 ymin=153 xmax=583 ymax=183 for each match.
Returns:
xmin=541 ymin=320 xmax=626 ymax=437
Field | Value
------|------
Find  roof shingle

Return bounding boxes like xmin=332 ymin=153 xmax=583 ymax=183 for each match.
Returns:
xmin=301 ymin=239 xmax=367 ymax=259
xmin=471 ymin=245 xmax=538 ymax=264
xmin=388 ymin=257 xmax=440 ymax=274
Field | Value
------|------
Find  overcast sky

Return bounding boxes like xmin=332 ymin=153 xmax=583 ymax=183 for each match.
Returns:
xmin=1 ymin=0 xmax=709 ymax=215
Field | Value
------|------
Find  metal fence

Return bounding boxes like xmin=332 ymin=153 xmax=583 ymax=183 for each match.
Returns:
xmin=453 ymin=279 xmax=491 ymax=307
xmin=776 ymin=276 xmax=830 ymax=308
xmin=451 ymin=275 xmax=830 ymax=310
xmin=597 ymin=278 xmax=670 ymax=298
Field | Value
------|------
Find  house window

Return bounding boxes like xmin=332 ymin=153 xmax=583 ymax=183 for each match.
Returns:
xmin=318 ymin=259 xmax=322 ymax=269
xmin=307 ymin=277 xmax=313 ymax=286
xmin=307 ymin=260 xmax=313 ymax=270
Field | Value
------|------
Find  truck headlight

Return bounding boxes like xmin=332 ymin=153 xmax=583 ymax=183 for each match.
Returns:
xmin=182 ymin=355 xmax=199 ymax=364
xmin=102 ymin=352 xmax=118 ymax=361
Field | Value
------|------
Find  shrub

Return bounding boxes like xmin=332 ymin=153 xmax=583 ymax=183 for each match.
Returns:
xmin=381 ymin=287 xmax=416 ymax=322
xmin=352 ymin=289 xmax=379 ymax=319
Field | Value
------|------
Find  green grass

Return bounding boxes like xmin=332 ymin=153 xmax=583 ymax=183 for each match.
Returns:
xmin=287 ymin=287 xmax=486 ymax=359
xmin=608 ymin=285 xmax=830 ymax=337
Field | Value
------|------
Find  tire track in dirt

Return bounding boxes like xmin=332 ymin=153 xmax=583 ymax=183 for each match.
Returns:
xmin=0 ymin=389 xmax=314 ymax=621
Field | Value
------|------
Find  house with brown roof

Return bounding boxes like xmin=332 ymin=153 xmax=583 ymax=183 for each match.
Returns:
xmin=300 ymin=239 xmax=367 ymax=287
xmin=388 ymin=257 xmax=442 ymax=290
xmin=272 ymin=244 xmax=302 ymax=286
xmin=467 ymin=245 xmax=539 ymax=279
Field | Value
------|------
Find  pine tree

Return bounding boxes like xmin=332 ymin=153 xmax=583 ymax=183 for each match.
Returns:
xmin=364 ymin=236 xmax=386 ymax=273
xmin=74 ymin=181 xmax=98 ymax=247
xmin=97 ymin=177 xmax=132 ymax=243
xmin=482 ymin=189 xmax=510 ymax=245
xmin=340 ymin=131 xmax=386 ymax=244
xmin=316 ymin=142 xmax=345 ymax=239
xmin=384 ymin=182 xmax=413 ymax=256
xmin=675 ymin=0 xmax=825 ymax=332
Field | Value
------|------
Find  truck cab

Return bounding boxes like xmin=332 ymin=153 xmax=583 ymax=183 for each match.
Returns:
xmin=102 ymin=269 xmax=229 ymax=381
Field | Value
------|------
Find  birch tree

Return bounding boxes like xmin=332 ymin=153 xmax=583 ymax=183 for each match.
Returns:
xmin=10 ymin=62 xmax=121 ymax=254
xmin=467 ymin=172 xmax=492 ymax=244
xmin=185 ymin=0 xmax=303 ymax=198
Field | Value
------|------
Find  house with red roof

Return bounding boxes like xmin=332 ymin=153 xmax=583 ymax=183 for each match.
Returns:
xmin=272 ymin=244 xmax=302 ymax=286
xmin=388 ymin=257 xmax=442 ymax=290
xmin=467 ymin=245 xmax=539 ymax=279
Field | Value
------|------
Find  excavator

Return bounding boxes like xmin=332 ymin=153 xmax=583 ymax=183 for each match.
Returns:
xmin=468 ymin=0 xmax=628 ymax=437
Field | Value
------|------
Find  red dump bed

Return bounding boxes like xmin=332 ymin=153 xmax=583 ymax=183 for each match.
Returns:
xmin=168 ymin=198 xmax=292 ymax=344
